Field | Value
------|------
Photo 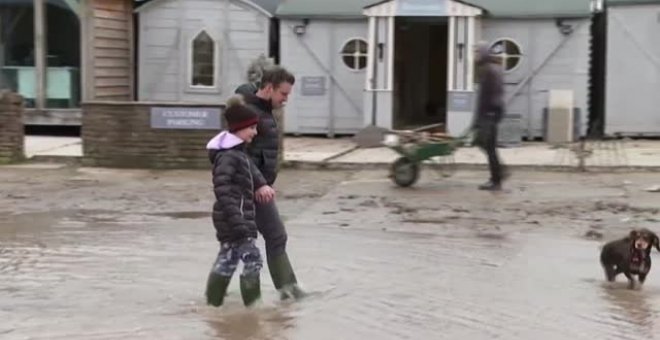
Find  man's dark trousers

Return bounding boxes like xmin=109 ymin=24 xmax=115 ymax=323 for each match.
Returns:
xmin=255 ymin=199 xmax=301 ymax=296
xmin=476 ymin=119 xmax=503 ymax=184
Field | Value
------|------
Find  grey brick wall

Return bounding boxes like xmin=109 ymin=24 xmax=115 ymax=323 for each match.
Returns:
xmin=81 ymin=102 xmax=224 ymax=169
xmin=0 ymin=91 xmax=24 ymax=163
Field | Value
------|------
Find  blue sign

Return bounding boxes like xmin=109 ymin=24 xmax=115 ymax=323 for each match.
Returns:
xmin=397 ymin=0 xmax=448 ymax=16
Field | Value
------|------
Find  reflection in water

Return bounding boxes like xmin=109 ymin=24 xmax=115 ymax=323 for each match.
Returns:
xmin=600 ymin=284 xmax=656 ymax=337
xmin=203 ymin=306 xmax=295 ymax=340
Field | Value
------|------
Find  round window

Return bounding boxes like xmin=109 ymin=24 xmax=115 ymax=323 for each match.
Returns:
xmin=489 ymin=39 xmax=523 ymax=72
xmin=341 ymin=39 xmax=368 ymax=71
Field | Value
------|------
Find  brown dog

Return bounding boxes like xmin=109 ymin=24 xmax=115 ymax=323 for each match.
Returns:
xmin=600 ymin=228 xmax=660 ymax=289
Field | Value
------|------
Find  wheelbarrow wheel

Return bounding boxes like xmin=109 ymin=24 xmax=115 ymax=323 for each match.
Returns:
xmin=390 ymin=157 xmax=419 ymax=187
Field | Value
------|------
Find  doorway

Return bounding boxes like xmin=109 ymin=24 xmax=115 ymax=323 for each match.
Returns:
xmin=393 ymin=17 xmax=448 ymax=130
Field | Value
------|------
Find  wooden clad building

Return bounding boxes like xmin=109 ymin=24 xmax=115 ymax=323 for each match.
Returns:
xmin=82 ymin=0 xmax=135 ymax=102
xmin=0 ymin=0 xmax=134 ymax=126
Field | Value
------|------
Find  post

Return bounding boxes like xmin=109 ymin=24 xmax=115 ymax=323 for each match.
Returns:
xmin=466 ymin=16 xmax=475 ymax=91
xmin=0 ymin=91 xmax=25 ymax=163
xmin=447 ymin=16 xmax=456 ymax=92
xmin=387 ymin=16 xmax=395 ymax=91
xmin=365 ymin=17 xmax=376 ymax=92
xmin=327 ymin=23 xmax=336 ymax=137
xmin=34 ymin=0 xmax=47 ymax=109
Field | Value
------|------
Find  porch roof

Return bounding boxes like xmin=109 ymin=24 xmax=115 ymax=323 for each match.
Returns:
xmin=276 ymin=0 xmax=595 ymax=18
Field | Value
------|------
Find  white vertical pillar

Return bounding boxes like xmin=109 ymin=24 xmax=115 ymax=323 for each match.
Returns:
xmin=466 ymin=16 xmax=475 ymax=91
xmin=387 ymin=16 xmax=395 ymax=91
xmin=447 ymin=16 xmax=455 ymax=91
xmin=366 ymin=16 xmax=376 ymax=91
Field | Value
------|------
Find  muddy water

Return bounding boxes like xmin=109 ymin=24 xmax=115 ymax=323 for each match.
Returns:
xmin=2 ymin=214 xmax=660 ymax=339
xmin=2 ymin=168 xmax=660 ymax=339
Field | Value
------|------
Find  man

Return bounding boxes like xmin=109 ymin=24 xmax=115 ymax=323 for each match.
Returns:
xmin=236 ymin=66 xmax=306 ymax=300
xmin=473 ymin=43 xmax=508 ymax=191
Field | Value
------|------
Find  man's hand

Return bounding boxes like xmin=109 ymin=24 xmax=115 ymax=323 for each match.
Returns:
xmin=255 ymin=185 xmax=275 ymax=203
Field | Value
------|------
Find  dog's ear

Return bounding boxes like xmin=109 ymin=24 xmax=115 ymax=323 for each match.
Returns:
xmin=629 ymin=229 xmax=639 ymax=239
xmin=652 ymin=232 xmax=660 ymax=251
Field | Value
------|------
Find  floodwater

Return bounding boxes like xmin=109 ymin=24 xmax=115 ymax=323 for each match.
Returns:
xmin=2 ymin=167 xmax=660 ymax=339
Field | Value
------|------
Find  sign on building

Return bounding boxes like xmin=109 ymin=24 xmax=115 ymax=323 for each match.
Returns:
xmin=150 ymin=107 xmax=222 ymax=129
xmin=398 ymin=0 xmax=448 ymax=16
xmin=300 ymin=76 xmax=327 ymax=96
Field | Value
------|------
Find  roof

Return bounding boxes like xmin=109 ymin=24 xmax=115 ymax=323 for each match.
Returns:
xmin=607 ymin=0 xmax=660 ymax=6
xmin=276 ymin=0 xmax=595 ymax=18
xmin=134 ymin=0 xmax=282 ymax=15
xmin=471 ymin=0 xmax=593 ymax=17
xmin=251 ymin=0 xmax=282 ymax=14
xmin=276 ymin=0 xmax=378 ymax=18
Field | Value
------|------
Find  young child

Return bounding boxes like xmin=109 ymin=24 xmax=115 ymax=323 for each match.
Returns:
xmin=205 ymin=95 xmax=268 ymax=307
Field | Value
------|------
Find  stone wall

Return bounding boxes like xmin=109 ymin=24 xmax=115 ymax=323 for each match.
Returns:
xmin=0 ymin=91 xmax=24 ymax=163
xmin=82 ymin=102 xmax=224 ymax=169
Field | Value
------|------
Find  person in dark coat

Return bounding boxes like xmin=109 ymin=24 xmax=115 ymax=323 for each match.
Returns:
xmin=205 ymin=95 xmax=269 ymax=307
xmin=473 ymin=42 xmax=508 ymax=191
xmin=235 ymin=66 xmax=307 ymax=300
xmin=235 ymin=82 xmax=258 ymax=97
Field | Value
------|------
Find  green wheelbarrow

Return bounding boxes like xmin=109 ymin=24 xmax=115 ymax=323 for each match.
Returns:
xmin=382 ymin=126 xmax=470 ymax=187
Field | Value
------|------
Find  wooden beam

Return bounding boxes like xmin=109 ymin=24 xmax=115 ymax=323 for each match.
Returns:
xmin=80 ymin=0 xmax=93 ymax=101
xmin=34 ymin=0 xmax=46 ymax=109
xmin=24 ymin=109 xmax=82 ymax=126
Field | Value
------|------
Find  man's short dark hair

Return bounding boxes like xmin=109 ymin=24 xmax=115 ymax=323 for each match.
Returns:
xmin=259 ymin=66 xmax=295 ymax=89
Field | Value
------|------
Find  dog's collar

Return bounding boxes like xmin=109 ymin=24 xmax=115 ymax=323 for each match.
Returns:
xmin=630 ymin=245 xmax=646 ymax=264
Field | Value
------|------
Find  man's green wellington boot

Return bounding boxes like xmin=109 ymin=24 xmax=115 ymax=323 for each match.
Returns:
xmin=268 ymin=252 xmax=308 ymax=300
xmin=240 ymin=275 xmax=261 ymax=307
xmin=205 ymin=272 xmax=232 ymax=307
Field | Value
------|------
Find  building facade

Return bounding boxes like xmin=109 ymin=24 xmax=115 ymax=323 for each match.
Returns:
xmin=277 ymin=0 xmax=597 ymax=138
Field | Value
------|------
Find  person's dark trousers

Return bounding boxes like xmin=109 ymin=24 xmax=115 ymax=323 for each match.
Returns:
xmin=476 ymin=119 xmax=503 ymax=186
xmin=255 ymin=199 xmax=306 ymax=299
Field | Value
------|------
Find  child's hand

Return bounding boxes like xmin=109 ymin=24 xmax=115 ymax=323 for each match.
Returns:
xmin=255 ymin=185 xmax=275 ymax=203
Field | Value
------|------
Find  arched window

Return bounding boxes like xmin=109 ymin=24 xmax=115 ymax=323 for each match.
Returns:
xmin=191 ymin=30 xmax=216 ymax=87
xmin=489 ymin=38 xmax=523 ymax=72
xmin=340 ymin=39 xmax=368 ymax=71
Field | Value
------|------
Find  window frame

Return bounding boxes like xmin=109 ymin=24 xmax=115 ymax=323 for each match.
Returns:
xmin=339 ymin=38 xmax=369 ymax=72
xmin=187 ymin=29 xmax=221 ymax=92
xmin=488 ymin=37 xmax=524 ymax=73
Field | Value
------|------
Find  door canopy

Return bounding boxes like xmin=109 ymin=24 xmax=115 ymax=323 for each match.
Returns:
xmin=364 ymin=0 xmax=483 ymax=17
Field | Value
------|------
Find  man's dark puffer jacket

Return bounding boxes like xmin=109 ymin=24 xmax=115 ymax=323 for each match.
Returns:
xmin=244 ymin=94 xmax=280 ymax=185
xmin=209 ymin=145 xmax=264 ymax=243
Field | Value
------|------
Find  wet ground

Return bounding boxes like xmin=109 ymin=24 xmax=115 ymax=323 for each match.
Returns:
xmin=2 ymin=164 xmax=660 ymax=339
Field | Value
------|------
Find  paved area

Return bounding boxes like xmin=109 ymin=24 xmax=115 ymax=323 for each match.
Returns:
xmin=22 ymin=135 xmax=660 ymax=169
xmin=24 ymin=136 xmax=82 ymax=158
